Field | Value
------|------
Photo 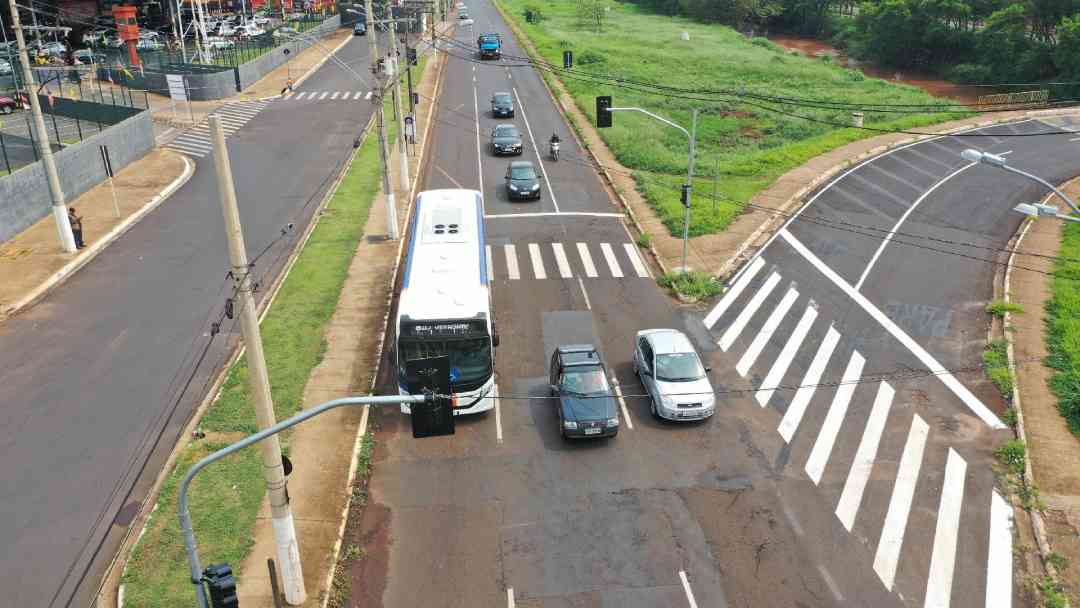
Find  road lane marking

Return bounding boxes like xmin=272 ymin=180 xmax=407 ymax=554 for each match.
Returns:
xmin=1070 ymin=136 xmax=1080 ymax=142
xmin=507 ymin=587 xmax=514 ymax=608
xmin=331 ymin=91 xmax=340 ymax=99
xmin=528 ymin=243 xmax=547 ymax=279
xmin=888 ymin=152 xmax=941 ymax=181
xmin=172 ymin=136 xmax=212 ymax=149
xmin=282 ymin=91 xmax=294 ymax=99
xmin=866 ymin=162 xmax=931 ymax=193
xmin=736 ymin=286 xmax=799 ymax=377
xmin=319 ymin=91 xmax=329 ymax=100
xmin=576 ymin=243 xmax=598 ymax=278
xmin=166 ymin=143 xmax=209 ymax=157
xmin=486 ymin=245 xmax=494 ymax=282
xmin=756 ymin=304 xmax=817 ymax=407
xmin=623 ymin=243 xmax=649 ymax=277
xmin=353 ymin=91 xmax=363 ymax=100
xmin=779 ymin=228 xmax=1005 ymax=429
xmin=365 ymin=91 xmax=372 ymax=100
xmin=679 ymin=571 xmax=699 ymax=608
xmin=706 ymin=256 xmax=765 ymax=329
xmin=719 ymin=271 xmax=780 ymax=352
xmin=552 ymin=243 xmax=572 ymax=278
xmin=294 ymin=91 xmax=307 ymax=99
xmin=473 ymin=85 xmax=483 ymax=193
xmin=805 ymin=350 xmax=865 ymax=485
xmin=504 ymin=244 xmax=520 ymax=280
xmin=611 ymin=379 xmax=633 ymax=430
xmin=493 ymin=384 xmax=503 ymax=444
xmin=818 ymin=564 xmax=845 ymax=603
xmin=435 ymin=165 xmax=464 ymax=189
xmin=873 ymin=414 xmax=929 ymax=590
xmin=511 ymin=87 xmax=559 ymax=213
xmin=925 ymin=448 xmax=967 ymax=608
xmin=778 ymin=324 xmax=840 ymax=441
xmin=483 ymin=211 xmax=624 ymax=219
xmin=600 ymin=243 xmax=623 ymax=278
xmin=986 ymin=491 xmax=1013 ymax=608
xmin=835 ymin=381 xmax=894 ymax=531
xmin=577 ymin=277 xmax=592 ymax=310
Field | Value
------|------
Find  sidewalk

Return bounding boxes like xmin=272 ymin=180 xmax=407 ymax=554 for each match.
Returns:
xmin=0 ymin=148 xmax=192 ymax=319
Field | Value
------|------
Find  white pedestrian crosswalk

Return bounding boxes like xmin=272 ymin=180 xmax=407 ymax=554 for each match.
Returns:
xmin=703 ymin=254 xmax=1014 ymax=607
xmin=486 ymin=241 xmax=649 ymax=282
xmin=165 ymin=100 xmax=268 ymax=158
xmin=276 ymin=90 xmax=372 ymax=102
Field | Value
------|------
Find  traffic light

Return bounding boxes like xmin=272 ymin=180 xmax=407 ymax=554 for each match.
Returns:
xmin=681 ymin=184 xmax=691 ymax=208
xmin=404 ymin=356 xmax=454 ymax=437
xmin=596 ymin=95 xmax=612 ymax=128
xmin=563 ymin=49 xmax=572 ymax=69
xmin=407 ymin=47 xmax=418 ymax=65
xmin=204 ymin=563 xmax=238 ymax=608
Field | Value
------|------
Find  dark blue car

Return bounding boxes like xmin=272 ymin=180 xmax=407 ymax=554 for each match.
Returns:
xmin=549 ymin=345 xmax=619 ymax=439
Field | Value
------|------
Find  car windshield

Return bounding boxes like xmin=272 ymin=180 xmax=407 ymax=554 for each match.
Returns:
xmin=494 ymin=94 xmax=511 ymax=104
xmin=510 ymin=166 xmax=536 ymax=179
xmin=494 ymin=126 xmax=518 ymax=138
xmin=561 ymin=367 xmax=609 ymax=396
xmin=399 ymin=337 xmax=493 ymax=388
xmin=655 ymin=352 xmax=705 ymax=382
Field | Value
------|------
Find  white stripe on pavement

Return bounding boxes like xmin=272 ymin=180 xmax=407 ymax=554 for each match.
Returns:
xmin=778 ymin=325 xmax=840 ymax=440
xmin=805 ymin=350 xmax=865 ymax=485
xmin=611 ymin=379 xmax=634 ymax=430
xmin=172 ymin=136 xmax=212 ymax=149
xmin=504 ymin=244 xmax=520 ymax=280
xmin=576 ymin=243 xmax=598 ymax=278
xmin=924 ymin=448 xmax=967 ymax=608
xmin=623 ymin=243 xmax=650 ymax=277
xmin=331 ymin=91 xmax=340 ymax=99
xmin=295 ymin=91 xmax=308 ymax=100
xmin=528 ymin=243 xmax=546 ymax=280
xmin=319 ymin=92 xmax=329 ymax=100
xmin=365 ymin=91 xmax=373 ymax=100
xmin=985 ymin=491 xmax=1013 ymax=608
xmin=873 ymin=414 xmax=929 ymax=590
xmin=719 ymin=271 xmax=781 ymax=352
xmin=551 ymin=243 xmax=572 ymax=278
xmin=353 ymin=91 xmax=363 ymax=100
xmin=679 ymin=571 xmax=699 ymax=608
xmin=736 ymin=286 xmax=798 ymax=377
xmin=705 ymin=256 xmax=765 ymax=329
xmin=166 ymin=144 xmax=208 ymax=157
xmin=283 ymin=91 xmax=294 ymax=99
xmin=756 ymin=304 xmax=817 ymax=407
xmin=836 ymin=381 xmax=894 ymax=532
xmin=485 ymin=245 xmax=494 ymax=282
xmin=600 ymin=243 xmax=623 ymax=278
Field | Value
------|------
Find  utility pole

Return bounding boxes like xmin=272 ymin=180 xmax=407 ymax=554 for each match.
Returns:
xmin=388 ymin=16 xmax=410 ymax=192
xmin=28 ymin=0 xmax=41 ymax=46
xmin=209 ymin=116 xmax=307 ymax=606
xmin=681 ymin=109 xmax=698 ymax=274
xmin=368 ymin=0 xmax=399 ymax=239
xmin=1 ymin=15 xmax=21 ymax=97
xmin=8 ymin=0 xmax=76 ymax=252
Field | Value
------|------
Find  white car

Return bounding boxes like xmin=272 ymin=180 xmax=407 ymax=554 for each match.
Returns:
xmin=216 ymin=23 xmax=237 ymax=36
xmin=238 ymin=24 xmax=265 ymax=37
xmin=633 ymin=328 xmax=716 ymax=421
xmin=459 ymin=14 xmax=474 ymax=25
xmin=0 ymin=59 xmax=12 ymax=75
xmin=253 ymin=16 xmax=271 ymax=25
xmin=136 ymin=38 xmax=164 ymax=50
xmin=272 ymin=26 xmax=299 ymax=38
xmin=206 ymin=37 xmax=236 ymax=49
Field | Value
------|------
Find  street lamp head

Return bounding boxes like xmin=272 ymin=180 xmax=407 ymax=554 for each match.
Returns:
xmin=962 ymin=148 xmax=1007 ymax=167
xmin=960 ymin=148 xmax=983 ymax=163
xmin=1012 ymin=203 xmax=1040 ymax=218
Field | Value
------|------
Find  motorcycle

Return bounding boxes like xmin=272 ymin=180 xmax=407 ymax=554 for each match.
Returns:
xmin=549 ymin=140 xmax=560 ymax=161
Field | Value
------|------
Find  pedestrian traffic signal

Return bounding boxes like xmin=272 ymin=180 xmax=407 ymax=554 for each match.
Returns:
xmin=204 ymin=563 xmax=239 ymax=608
xmin=563 ymin=50 xmax=572 ymax=69
xmin=596 ymin=95 xmax=612 ymax=128
xmin=407 ymin=47 xmax=418 ymax=65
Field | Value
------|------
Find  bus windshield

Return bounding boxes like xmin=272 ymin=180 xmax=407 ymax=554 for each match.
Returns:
xmin=399 ymin=336 xmax=493 ymax=389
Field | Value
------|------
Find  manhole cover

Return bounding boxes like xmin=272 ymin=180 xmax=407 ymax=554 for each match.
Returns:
xmin=114 ymin=501 xmax=140 ymax=527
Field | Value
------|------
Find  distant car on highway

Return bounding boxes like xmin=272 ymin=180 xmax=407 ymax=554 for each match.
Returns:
xmin=633 ymin=328 xmax=715 ymax=421
xmin=491 ymin=91 xmax=514 ymax=117
xmin=505 ymin=161 xmax=540 ymax=200
xmin=490 ymin=124 xmax=522 ymax=155
xmin=458 ymin=13 xmax=474 ymax=26
xmin=0 ymin=95 xmax=18 ymax=115
xmin=549 ymin=345 xmax=619 ymax=439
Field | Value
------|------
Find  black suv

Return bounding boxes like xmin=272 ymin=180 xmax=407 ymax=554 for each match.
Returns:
xmin=491 ymin=92 xmax=514 ymax=117
xmin=549 ymin=345 xmax=619 ymax=439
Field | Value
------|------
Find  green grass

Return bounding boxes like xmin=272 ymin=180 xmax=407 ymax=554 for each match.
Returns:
xmin=120 ymin=79 xmax=410 ymax=606
xmin=994 ymin=438 xmax=1027 ymax=476
xmin=983 ymin=338 xmax=1014 ymax=398
xmin=494 ymin=0 xmax=970 ymax=236
xmin=987 ymin=299 xmax=1025 ymax=318
xmin=1046 ymin=221 xmax=1080 ymax=436
xmin=658 ymin=270 xmax=723 ymax=300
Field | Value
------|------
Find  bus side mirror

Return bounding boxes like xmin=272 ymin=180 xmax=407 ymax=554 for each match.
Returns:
xmin=492 ymin=332 xmax=500 ymax=347
xmin=705 ymin=366 xmax=713 ymax=373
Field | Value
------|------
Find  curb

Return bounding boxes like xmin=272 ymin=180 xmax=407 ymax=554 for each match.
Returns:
xmin=1 ymin=151 xmax=194 ymax=321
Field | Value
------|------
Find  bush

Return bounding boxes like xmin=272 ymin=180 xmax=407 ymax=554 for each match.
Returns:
xmin=946 ymin=62 xmax=994 ymax=84
xmin=577 ymin=49 xmax=606 ymax=65
xmin=983 ymin=339 xmax=1014 ymax=397
xmin=636 ymin=231 xmax=652 ymax=248
xmin=994 ymin=439 xmax=1026 ymax=475
xmin=750 ymin=37 xmax=781 ymax=52
xmin=986 ymin=299 xmax=1024 ymax=318
xmin=1002 ymin=407 xmax=1018 ymax=428
xmin=523 ymin=5 xmax=546 ymax=22
xmin=658 ymin=271 xmax=722 ymax=300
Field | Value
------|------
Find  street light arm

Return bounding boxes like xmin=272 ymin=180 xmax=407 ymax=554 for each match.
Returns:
xmin=1001 ymin=164 xmax=1080 ymax=215
xmin=607 ymin=106 xmax=690 ymax=140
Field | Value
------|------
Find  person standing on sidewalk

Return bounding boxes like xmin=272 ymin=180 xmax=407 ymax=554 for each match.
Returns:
xmin=68 ymin=207 xmax=85 ymax=249
xmin=281 ymin=77 xmax=295 ymax=97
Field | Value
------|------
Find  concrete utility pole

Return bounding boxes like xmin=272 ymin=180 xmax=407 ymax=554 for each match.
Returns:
xmin=7 ymin=0 xmax=76 ymax=252
xmin=367 ymin=0 xmax=399 ymax=239
xmin=209 ymin=116 xmax=307 ymax=606
xmin=388 ymin=18 xmax=410 ymax=192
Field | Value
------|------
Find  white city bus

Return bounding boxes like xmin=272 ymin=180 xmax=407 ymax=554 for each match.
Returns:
xmin=395 ymin=189 xmax=497 ymax=415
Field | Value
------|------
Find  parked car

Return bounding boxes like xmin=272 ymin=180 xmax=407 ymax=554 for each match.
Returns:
xmin=215 ymin=23 xmax=237 ymax=36
xmin=458 ymin=13 xmax=474 ymax=26
xmin=104 ymin=36 xmax=125 ymax=48
xmin=72 ymin=49 xmax=106 ymax=64
xmin=505 ymin=161 xmax=541 ymax=200
xmin=33 ymin=41 xmax=67 ymax=57
xmin=253 ymin=16 xmax=271 ymax=26
xmin=273 ymin=26 xmax=299 ymax=39
xmin=549 ymin=345 xmax=619 ymax=439
xmin=633 ymin=329 xmax=715 ymax=421
xmin=206 ymin=37 xmax=236 ymax=50
xmin=0 ymin=59 xmax=12 ymax=75
xmin=237 ymin=24 xmax=266 ymax=37
xmin=82 ymin=29 xmax=109 ymax=45
xmin=490 ymin=124 xmax=522 ymax=155
xmin=491 ymin=91 xmax=514 ymax=117
xmin=136 ymin=38 xmax=165 ymax=51
xmin=0 ymin=95 xmax=18 ymax=114
xmin=353 ymin=21 xmax=367 ymax=35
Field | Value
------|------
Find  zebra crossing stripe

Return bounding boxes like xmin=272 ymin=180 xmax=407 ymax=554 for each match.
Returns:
xmin=295 ymin=92 xmax=308 ymax=100
xmin=736 ymin=286 xmax=798 ymax=377
xmin=924 ymin=448 xmax=967 ymax=608
xmin=756 ymin=304 xmax=817 ymax=407
xmin=528 ymin=243 xmax=546 ymax=280
xmin=835 ymin=381 xmax=894 ymax=532
xmin=331 ymin=91 xmax=340 ymax=99
xmin=778 ymin=325 xmax=841 ymax=441
xmin=353 ymin=91 xmax=364 ymax=100
xmin=805 ymin=350 xmax=865 ymax=485
xmin=504 ymin=244 xmax=520 ymax=280
xmin=172 ymin=137 xmax=212 ymax=150
xmin=600 ymin=243 xmax=623 ymax=278
xmin=485 ymin=245 xmax=494 ymax=282
xmin=705 ymin=256 xmax=765 ymax=329
xmin=985 ymin=491 xmax=1013 ymax=608
xmin=319 ymin=92 xmax=329 ymax=100
xmin=551 ymin=243 xmax=572 ymax=278
xmin=283 ymin=91 xmax=294 ymax=99
xmin=576 ymin=243 xmax=598 ymax=278
xmin=873 ymin=414 xmax=929 ymax=591
xmin=623 ymin=243 xmax=649 ymax=277
xmin=719 ymin=271 xmax=780 ymax=352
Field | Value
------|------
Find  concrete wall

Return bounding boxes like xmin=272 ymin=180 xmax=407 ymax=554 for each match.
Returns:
xmin=236 ymin=16 xmax=342 ymax=90
xmin=0 ymin=110 xmax=155 ymax=243
xmin=98 ymin=65 xmax=237 ymax=101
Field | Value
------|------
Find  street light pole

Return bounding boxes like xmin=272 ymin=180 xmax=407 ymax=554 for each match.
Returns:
xmin=363 ymin=0 xmax=399 ymax=240
xmin=7 ymin=0 xmax=76 ymax=252
xmin=388 ymin=16 xmax=410 ymax=192
xmin=961 ymin=148 xmax=1080 ymax=216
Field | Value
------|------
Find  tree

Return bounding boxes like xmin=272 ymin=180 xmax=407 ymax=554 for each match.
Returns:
xmin=576 ymin=0 xmax=611 ymax=32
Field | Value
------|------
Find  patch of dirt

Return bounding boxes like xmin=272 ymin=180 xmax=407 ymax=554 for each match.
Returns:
xmin=1043 ymin=508 xmax=1080 ymax=604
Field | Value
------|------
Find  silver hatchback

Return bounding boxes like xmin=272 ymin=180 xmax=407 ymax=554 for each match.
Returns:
xmin=633 ymin=329 xmax=715 ymax=421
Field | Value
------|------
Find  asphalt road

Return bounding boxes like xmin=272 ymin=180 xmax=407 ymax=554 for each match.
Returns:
xmin=0 ymin=32 xmax=380 ymax=607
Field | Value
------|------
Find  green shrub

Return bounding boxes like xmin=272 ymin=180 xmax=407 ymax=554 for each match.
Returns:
xmin=577 ymin=49 xmax=606 ymax=65
xmin=1039 ymin=576 xmax=1068 ymax=608
xmin=636 ymin=231 xmax=652 ymax=248
xmin=986 ymin=299 xmax=1025 ymax=318
xmin=983 ymin=339 xmax=1014 ymax=397
xmin=658 ymin=271 xmax=722 ymax=300
xmin=994 ymin=439 xmax=1027 ymax=475
xmin=749 ymin=37 xmax=781 ymax=52
xmin=1001 ymin=407 xmax=1018 ymax=428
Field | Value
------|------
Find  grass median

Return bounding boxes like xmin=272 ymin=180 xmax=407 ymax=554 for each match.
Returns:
xmin=495 ymin=0 xmax=969 ymax=236
xmin=1047 ymin=222 xmax=1080 ymax=437
xmin=120 ymin=84 xmax=408 ymax=606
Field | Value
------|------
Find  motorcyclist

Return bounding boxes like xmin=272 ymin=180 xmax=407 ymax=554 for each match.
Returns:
xmin=549 ymin=132 xmax=561 ymax=159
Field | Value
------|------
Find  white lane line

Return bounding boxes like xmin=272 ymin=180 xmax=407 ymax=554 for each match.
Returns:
xmin=779 ymin=229 xmax=1004 ymax=429
xmin=623 ymin=243 xmax=650 ymax=277
xmin=924 ymin=448 xmax=967 ymax=608
xmin=351 ymin=91 xmax=361 ymax=100
xmin=552 ymin=243 xmax=572 ymax=278
xmin=805 ymin=350 xmax=865 ymax=485
xmin=611 ymin=379 xmax=634 ymax=430
xmin=1070 ymin=136 xmax=1080 ymax=142
xmin=486 ymin=245 xmax=494 ymax=282
xmin=365 ymin=91 xmax=373 ymax=100
xmin=331 ymin=91 xmax=340 ymax=99
xmin=294 ymin=91 xmax=307 ymax=100
xmin=166 ymin=144 xmax=208 ymax=157
xmin=172 ymin=136 xmax=213 ymax=149
xmin=577 ymin=243 xmax=598 ymax=278
xmin=507 ymin=587 xmax=514 ymax=608
xmin=600 ymin=243 xmax=623 ymax=278
xmin=319 ymin=91 xmax=329 ymax=100
xmin=511 ymin=87 xmax=560 ymax=213
xmin=985 ymin=491 xmax=1013 ymax=608
xmin=493 ymin=384 xmax=503 ymax=445
xmin=736 ymin=286 xmax=799 ymax=377
xmin=473 ymin=85 xmax=484 ymax=193
xmin=528 ymin=243 xmax=547 ymax=279
xmin=484 ymin=211 xmax=624 ymax=219
xmin=873 ymin=414 xmax=929 ymax=590
xmin=756 ymin=304 xmax=817 ymax=407
xmin=778 ymin=325 xmax=841 ymax=441
xmin=719 ymin=271 xmax=781 ymax=352
xmin=818 ymin=564 xmax=845 ymax=603
xmin=504 ymin=244 xmax=520 ymax=280
xmin=679 ymin=570 xmax=699 ymax=608
xmin=705 ymin=256 xmax=765 ymax=329
xmin=435 ymin=165 xmax=465 ymax=189
xmin=577 ymin=277 xmax=592 ymax=310
xmin=835 ymin=381 xmax=894 ymax=532
xmin=282 ymin=91 xmax=295 ymax=99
